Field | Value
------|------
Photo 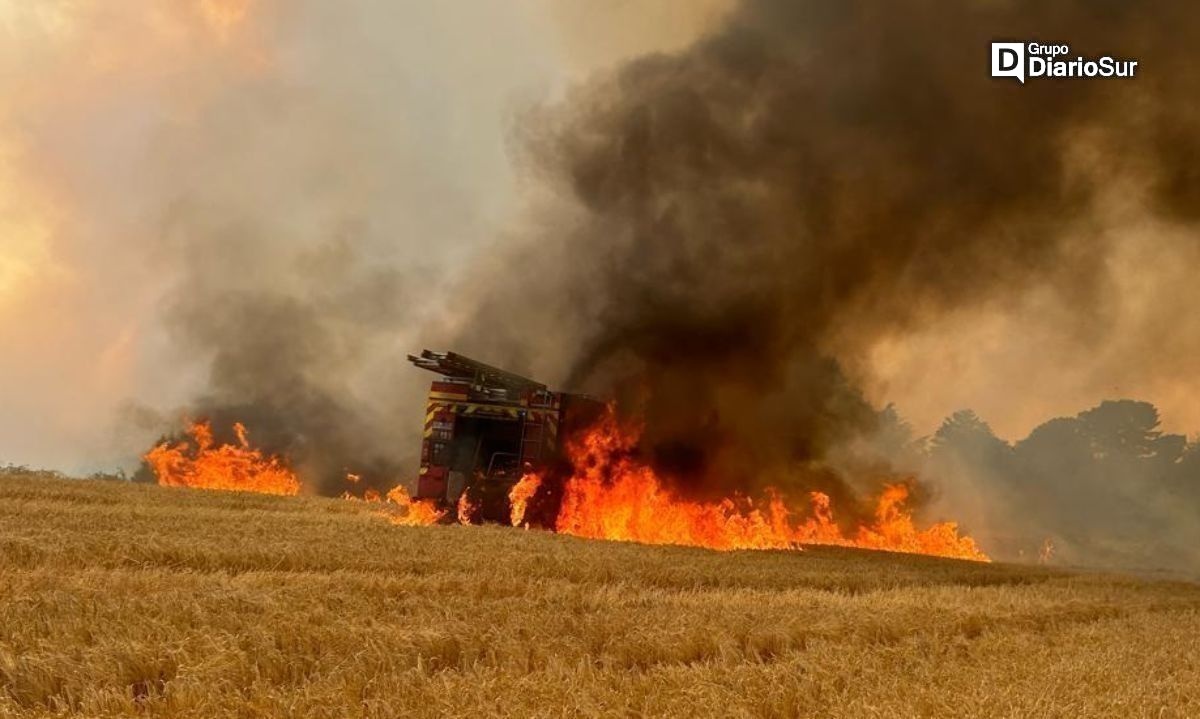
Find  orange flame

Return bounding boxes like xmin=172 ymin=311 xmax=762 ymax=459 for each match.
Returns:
xmin=843 ymin=484 xmax=985 ymax=558
xmin=340 ymin=478 xmax=442 ymax=525
xmin=144 ymin=420 xmax=446 ymax=528
xmin=148 ymin=414 xmax=983 ymax=560
xmin=384 ymin=484 xmax=446 ymax=526
xmin=143 ymin=421 xmax=300 ymax=495
xmin=457 ymin=491 xmax=477 ymax=525
xmin=548 ymin=409 xmax=988 ymax=560
xmin=509 ymin=472 xmax=543 ymax=527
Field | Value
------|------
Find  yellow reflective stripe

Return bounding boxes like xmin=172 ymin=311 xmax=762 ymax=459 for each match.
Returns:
xmin=448 ymin=403 xmax=522 ymax=416
xmin=428 ymin=391 xmax=469 ymax=400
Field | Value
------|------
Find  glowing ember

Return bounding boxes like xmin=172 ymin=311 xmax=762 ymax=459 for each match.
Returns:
xmin=550 ymin=409 xmax=988 ymax=560
xmin=509 ymin=472 xmax=542 ymax=527
xmin=385 ymin=484 xmax=446 ymax=526
xmin=143 ymin=421 xmax=300 ymax=495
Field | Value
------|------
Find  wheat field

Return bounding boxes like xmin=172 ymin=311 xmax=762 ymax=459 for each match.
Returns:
xmin=0 ymin=472 xmax=1198 ymax=718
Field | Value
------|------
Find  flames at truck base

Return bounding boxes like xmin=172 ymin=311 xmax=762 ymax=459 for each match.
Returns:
xmin=508 ymin=472 xmax=543 ymax=528
xmin=456 ymin=490 xmax=478 ymax=525
xmin=385 ymin=485 xmax=448 ymax=526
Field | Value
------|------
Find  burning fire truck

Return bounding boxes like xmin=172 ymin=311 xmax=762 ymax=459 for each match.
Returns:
xmin=408 ymin=350 xmax=601 ymax=523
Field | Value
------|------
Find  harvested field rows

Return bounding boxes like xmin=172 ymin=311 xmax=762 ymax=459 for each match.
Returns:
xmin=0 ymin=473 xmax=1197 ymax=718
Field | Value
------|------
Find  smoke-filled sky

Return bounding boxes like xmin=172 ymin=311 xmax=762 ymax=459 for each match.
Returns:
xmin=1 ymin=0 xmax=1199 ymax=477
xmin=0 ymin=0 xmax=729 ymax=473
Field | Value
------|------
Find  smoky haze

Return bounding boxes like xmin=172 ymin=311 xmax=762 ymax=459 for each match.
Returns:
xmin=0 ymin=1 xmax=572 ymax=489
xmin=447 ymin=0 xmax=1200 ymax=548
xmin=919 ymin=400 xmax=1200 ymax=571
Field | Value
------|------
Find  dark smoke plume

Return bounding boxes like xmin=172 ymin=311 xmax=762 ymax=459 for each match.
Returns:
xmin=451 ymin=0 xmax=1200 ymax=518
xmin=150 ymin=222 xmax=421 ymax=495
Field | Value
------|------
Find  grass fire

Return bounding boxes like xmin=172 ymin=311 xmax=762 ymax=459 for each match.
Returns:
xmin=140 ymin=350 xmax=986 ymax=561
xmin=5 ymin=0 xmax=1200 ymax=716
xmin=143 ymin=421 xmax=300 ymax=496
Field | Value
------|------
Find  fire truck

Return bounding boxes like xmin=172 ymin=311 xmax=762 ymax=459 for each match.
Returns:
xmin=408 ymin=350 xmax=601 ymax=522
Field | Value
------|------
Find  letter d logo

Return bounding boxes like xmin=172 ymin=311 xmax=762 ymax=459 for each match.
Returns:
xmin=991 ymin=42 xmax=1025 ymax=84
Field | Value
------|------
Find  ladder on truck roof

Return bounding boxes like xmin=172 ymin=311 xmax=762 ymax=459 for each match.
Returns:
xmin=407 ymin=350 xmax=547 ymax=393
